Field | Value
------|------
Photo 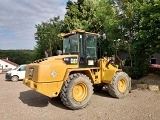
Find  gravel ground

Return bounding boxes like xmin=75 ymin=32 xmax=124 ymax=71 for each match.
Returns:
xmin=1 ymin=73 xmax=160 ymax=120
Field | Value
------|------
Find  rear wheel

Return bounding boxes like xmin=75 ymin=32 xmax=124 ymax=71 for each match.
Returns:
xmin=108 ymin=72 xmax=131 ymax=98
xmin=11 ymin=75 xmax=19 ymax=82
xmin=60 ymin=73 xmax=93 ymax=110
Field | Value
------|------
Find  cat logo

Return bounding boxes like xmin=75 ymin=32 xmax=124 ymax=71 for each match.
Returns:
xmin=70 ymin=58 xmax=78 ymax=64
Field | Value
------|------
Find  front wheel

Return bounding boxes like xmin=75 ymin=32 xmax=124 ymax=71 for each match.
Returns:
xmin=60 ymin=73 xmax=93 ymax=110
xmin=11 ymin=75 xmax=19 ymax=82
xmin=108 ymin=72 xmax=131 ymax=98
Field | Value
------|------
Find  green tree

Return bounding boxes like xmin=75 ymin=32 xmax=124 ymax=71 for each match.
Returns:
xmin=116 ymin=0 xmax=160 ymax=78
xmin=137 ymin=0 xmax=160 ymax=54
xmin=34 ymin=16 xmax=63 ymax=59
xmin=64 ymin=0 xmax=118 ymax=56
xmin=131 ymin=0 xmax=160 ymax=78
xmin=0 ymin=50 xmax=34 ymax=64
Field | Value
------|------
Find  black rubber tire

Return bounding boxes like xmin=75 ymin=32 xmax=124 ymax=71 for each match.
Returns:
xmin=11 ymin=75 xmax=19 ymax=82
xmin=93 ymin=84 xmax=104 ymax=92
xmin=108 ymin=72 xmax=131 ymax=98
xmin=60 ymin=73 xmax=93 ymax=110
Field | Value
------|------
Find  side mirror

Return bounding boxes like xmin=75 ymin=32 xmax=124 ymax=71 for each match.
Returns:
xmin=56 ymin=50 xmax=62 ymax=55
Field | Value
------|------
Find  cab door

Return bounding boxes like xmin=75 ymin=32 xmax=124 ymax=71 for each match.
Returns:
xmin=79 ymin=34 xmax=98 ymax=68
xmin=85 ymin=34 xmax=97 ymax=67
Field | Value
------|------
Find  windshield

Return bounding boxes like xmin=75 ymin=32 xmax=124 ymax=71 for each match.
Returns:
xmin=63 ymin=34 xmax=79 ymax=54
xmin=19 ymin=65 xmax=26 ymax=71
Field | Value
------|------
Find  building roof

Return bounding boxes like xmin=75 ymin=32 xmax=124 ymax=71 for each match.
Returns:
xmin=0 ymin=59 xmax=19 ymax=67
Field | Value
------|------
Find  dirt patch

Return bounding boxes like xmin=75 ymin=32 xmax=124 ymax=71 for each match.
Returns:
xmin=131 ymin=73 xmax=160 ymax=90
xmin=1 ymin=74 xmax=160 ymax=120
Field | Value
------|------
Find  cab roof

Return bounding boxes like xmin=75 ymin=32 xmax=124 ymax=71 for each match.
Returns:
xmin=60 ymin=29 xmax=100 ymax=38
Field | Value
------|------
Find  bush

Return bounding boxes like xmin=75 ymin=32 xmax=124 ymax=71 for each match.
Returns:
xmin=122 ymin=56 xmax=149 ymax=79
xmin=128 ymin=66 xmax=148 ymax=79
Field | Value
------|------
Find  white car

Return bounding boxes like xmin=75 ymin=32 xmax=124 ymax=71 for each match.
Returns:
xmin=5 ymin=64 xmax=26 ymax=82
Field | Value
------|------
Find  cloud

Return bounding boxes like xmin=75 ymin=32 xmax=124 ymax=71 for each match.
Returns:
xmin=0 ymin=0 xmax=70 ymax=50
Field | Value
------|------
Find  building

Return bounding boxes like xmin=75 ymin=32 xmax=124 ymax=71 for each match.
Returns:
xmin=150 ymin=54 xmax=160 ymax=64
xmin=0 ymin=58 xmax=18 ymax=70
xmin=115 ymin=51 xmax=160 ymax=66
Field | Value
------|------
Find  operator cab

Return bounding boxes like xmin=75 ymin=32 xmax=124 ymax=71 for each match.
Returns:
xmin=62 ymin=30 xmax=99 ymax=68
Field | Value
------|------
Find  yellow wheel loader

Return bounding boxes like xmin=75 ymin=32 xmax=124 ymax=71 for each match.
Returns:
xmin=23 ymin=30 xmax=131 ymax=110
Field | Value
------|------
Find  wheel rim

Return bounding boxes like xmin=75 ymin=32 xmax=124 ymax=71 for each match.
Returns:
xmin=12 ymin=76 xmax=18 ymax=81
xmin=118 ymin=78 xmax=127 ymax=93
xmin=72 ymin=82 xmax=87 ymax=102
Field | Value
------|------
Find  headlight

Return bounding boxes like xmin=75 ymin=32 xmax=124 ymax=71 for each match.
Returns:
xmin=6 ymin=73 xmax=11 ymax=76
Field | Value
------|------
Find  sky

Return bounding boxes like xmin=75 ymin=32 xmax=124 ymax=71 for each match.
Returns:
xmin=0 ymin=0 xmax=76 ymax=50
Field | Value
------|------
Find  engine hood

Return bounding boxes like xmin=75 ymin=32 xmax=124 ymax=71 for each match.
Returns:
xmin=32 ymin=55 xmax=78 ymax=64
